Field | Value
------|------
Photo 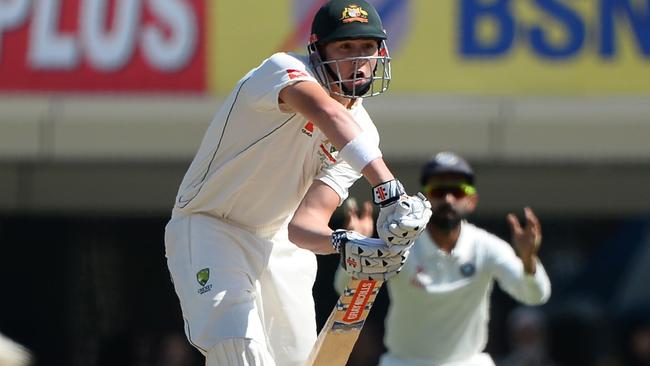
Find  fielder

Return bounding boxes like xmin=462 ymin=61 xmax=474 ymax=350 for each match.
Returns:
xmin=337 ymin=151 xmax=551 ymax=366
xmin=164 ymin=1 xmax=431 ymax=365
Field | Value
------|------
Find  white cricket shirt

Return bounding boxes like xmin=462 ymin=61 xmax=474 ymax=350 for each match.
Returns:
xmin=383 ymin=221 xmax=551 ymax=365
xmin=171 ymin=52 xmax=379 ymax=237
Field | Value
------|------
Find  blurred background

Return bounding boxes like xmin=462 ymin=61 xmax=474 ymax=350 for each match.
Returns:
xmin=1 ymin=0 xmax=649 ymax=365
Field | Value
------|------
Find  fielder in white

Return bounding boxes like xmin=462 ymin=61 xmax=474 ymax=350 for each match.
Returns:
xmin=337 ymin=152 xmax=551 ymax=366
xmin=164 ymin=1 xmax=431 ymax=365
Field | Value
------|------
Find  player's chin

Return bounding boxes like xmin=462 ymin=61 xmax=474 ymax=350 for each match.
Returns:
xmin=431 ymin=214 xmax=461 ymax=230
xmin=344 ymin=79 xmax=367 ymax=89
xmin=439 ymin=212 xmax=458 ymax=221
xmin=343 ymin=80 xmax=372 ymax=96
xmin=356 ymin=77 xmax=373 ymax=87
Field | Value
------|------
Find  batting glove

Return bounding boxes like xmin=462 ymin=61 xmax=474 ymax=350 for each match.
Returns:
xmin=332 ymin=229 xmax=409 ymax=281
xmin=373 ymin=180 xmax=432 ymax=247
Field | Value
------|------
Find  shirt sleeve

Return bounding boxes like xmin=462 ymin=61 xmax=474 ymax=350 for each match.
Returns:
xmin=485 ymin=235 xmax=552 ymax=305
xmin=315 ymin=160 xmax=362 ymax=206
xmin=243 ymin=52 xmax=319 ymax=113
xmin=315 ymin=112 xmax=379 ymax=205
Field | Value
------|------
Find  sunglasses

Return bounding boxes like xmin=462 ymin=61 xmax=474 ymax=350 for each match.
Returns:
xmin=423 ymin=182 xmax=476 ymax=199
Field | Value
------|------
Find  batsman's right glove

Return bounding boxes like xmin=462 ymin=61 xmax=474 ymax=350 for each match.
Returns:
xmin=332 ymin=229 xmax=409 ymax=281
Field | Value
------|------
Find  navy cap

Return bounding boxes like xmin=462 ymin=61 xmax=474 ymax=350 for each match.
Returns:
xmin=419 ymin=152 xmax=474 ymax=186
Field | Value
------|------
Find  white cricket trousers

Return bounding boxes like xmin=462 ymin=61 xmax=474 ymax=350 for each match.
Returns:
xmin=164 ymin=213 xmax=318 ymax=366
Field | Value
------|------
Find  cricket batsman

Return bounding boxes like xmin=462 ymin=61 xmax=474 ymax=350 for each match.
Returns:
xmin=163 ymin=1 xmax=432 ymax=365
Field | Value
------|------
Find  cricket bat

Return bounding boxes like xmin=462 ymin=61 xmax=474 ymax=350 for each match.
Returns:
xmin=304 ymin=277 xmax=384 ymax=366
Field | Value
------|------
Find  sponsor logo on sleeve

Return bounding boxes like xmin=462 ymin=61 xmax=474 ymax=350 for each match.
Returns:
xmin=319 ymin=143 xmax=337 ymax=163
xmin=287 ymin=68 xmax=308 ymax=80
xmin=317 ymin=139 xmax=339 ymax=168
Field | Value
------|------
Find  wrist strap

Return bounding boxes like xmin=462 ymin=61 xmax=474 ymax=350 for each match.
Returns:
xmin=339 ymin=132 xmax=383 ymax=172
xmin=372 ymin=179 xmax=405 ymax=206
xmin=331 ymin=229 xmax=348 ymax=253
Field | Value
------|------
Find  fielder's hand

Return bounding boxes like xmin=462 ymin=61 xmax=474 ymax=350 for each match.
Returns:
xmin=507 ymin=207 xmax=542 ymax=274
xmin=332 ymin=229 xmax=408 ymax=281
xmin=373 ymin=180 xmax=432 ymax=246
xmin=343 ymin=198 xmax=374 ymax=237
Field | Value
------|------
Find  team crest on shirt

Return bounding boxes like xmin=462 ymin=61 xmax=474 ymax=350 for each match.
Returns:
xmin=196 ymin=268 xmax=213 ymax=294
xmin=341 ymin=5 xmax=369 ymax=23
xmin=460 ymin=262 xmax=476 ymax=277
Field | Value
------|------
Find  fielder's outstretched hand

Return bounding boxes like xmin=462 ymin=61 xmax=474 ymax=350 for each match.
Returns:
xmin=507 ymin=206 xmax=542 ymax=274
xmin=331 ymin=229 xmax=408 ymax=281
xmin=343 ymin=198 xmax=374 ymax=237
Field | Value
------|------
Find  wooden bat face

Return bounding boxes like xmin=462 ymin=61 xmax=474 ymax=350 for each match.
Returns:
xmin=304 ymin=278 xmax=384 ymax=366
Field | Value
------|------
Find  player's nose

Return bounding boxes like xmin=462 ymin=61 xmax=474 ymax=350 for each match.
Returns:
xmin=350 ymin=44 xmax=374 ymax=58
xmin=443 ymin=192 xmax=457 ymax=203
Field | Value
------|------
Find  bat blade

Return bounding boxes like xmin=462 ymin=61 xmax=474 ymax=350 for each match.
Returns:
xmin=304 ymin=277 xmax=384 ymax=366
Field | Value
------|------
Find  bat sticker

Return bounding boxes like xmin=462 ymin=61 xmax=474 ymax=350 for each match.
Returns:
xmin=331 ymin=320 xmax=366 ymax=333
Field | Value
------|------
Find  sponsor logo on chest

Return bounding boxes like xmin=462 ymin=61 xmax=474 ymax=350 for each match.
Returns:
xmin=301 ymin=121 xmax=314 ymax=137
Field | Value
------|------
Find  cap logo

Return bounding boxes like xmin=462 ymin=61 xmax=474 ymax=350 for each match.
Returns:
xmin=435 ymin=152 xmax=459 ymax=166
xmin=341 ymin=4 xmax=369 ymax=23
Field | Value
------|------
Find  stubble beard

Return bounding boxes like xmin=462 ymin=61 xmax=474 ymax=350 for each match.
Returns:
xmin=430 ymin=204 xmax=464 ymax=231
xmin=340 ymin=79 xmax=372 ymax=97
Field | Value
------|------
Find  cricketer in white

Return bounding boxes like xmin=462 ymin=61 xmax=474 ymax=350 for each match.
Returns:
xmin=166 ymin=51 xmax=373 ymax=366
xmin=336 ymin=152 xmax=551 ymax=366
xmin=171 ymin=52 xmax=375 ymax=234
xmin=379 ymin=223 xmax=550 ymax=366
xmin=336 ymin=217 xmax=551 ymax=366
xmin=164 ymin=1 xmax=431 ymax=365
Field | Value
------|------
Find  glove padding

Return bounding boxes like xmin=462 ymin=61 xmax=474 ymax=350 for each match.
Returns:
xmin=332 ymin=229 xmax=409 ymax=281
xmin=377 ymin=192 xmax=432 ymax=246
